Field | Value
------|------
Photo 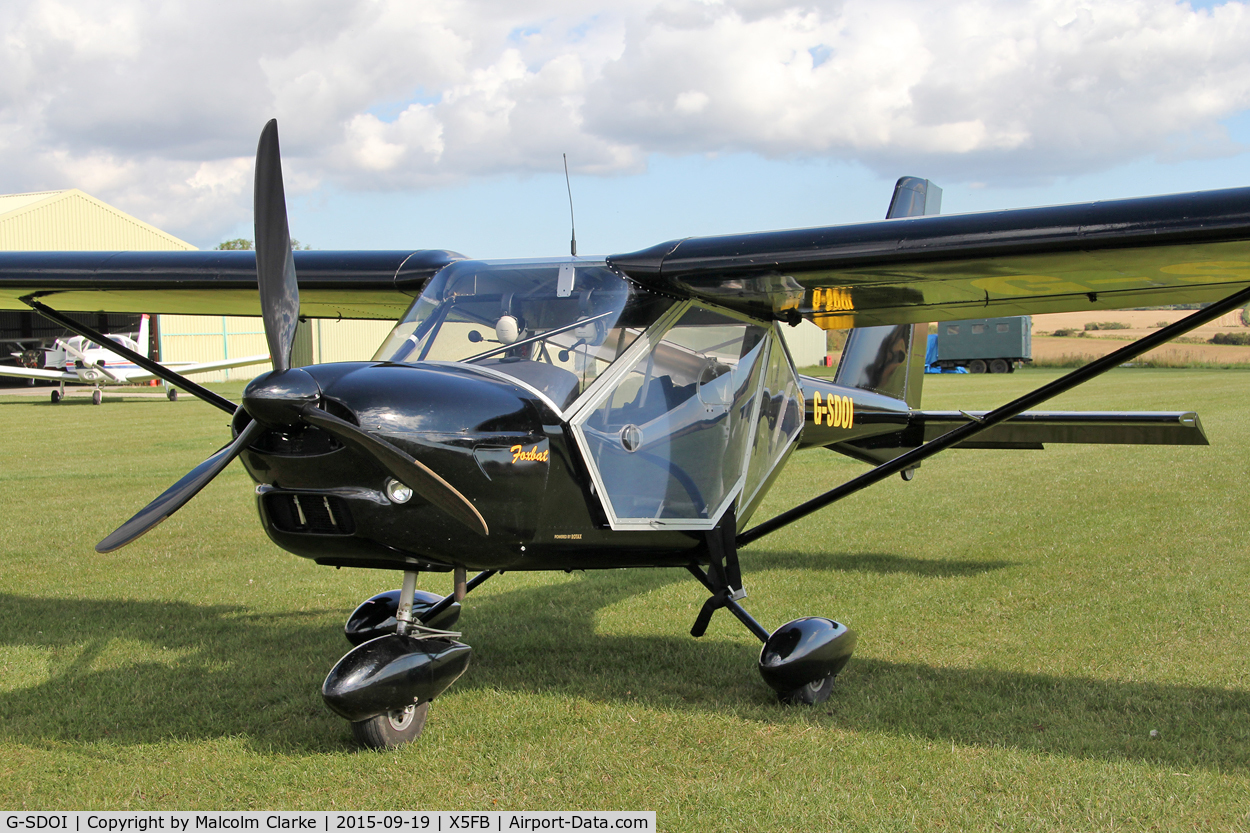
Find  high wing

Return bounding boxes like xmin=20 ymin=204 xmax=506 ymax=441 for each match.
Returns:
xmin=606 ymin=186 xmax=1250 ymax=327
xmin=0 ymin=249 xmax=463 ymax=319
xmin=3 ymin=188 xmax=1250 ymax=325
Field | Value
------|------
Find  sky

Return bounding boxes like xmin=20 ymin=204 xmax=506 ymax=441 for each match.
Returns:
xmin=3 ymin=0 xmax=1250 ymax=258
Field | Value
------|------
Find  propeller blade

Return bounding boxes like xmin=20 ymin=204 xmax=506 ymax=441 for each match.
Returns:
xmin=254 ymin=119 xmax=300 ymax=374
xmin=96 ymin=420 xmax=265 ymax=553
xmin=299 ymin=406 xmax=489 ymax=537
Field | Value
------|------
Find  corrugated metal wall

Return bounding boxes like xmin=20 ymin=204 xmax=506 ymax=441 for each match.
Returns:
xmin=306 ymin=318 xmax=396 ymax=364
xmin=781 ymin=319 xmax=828 ymax=367
xmin=158 ymin=316 xmax=395 ymax=382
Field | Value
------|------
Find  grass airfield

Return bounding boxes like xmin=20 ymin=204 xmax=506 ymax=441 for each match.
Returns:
xmin=0 ymin=370 xmax=1247 ymax=828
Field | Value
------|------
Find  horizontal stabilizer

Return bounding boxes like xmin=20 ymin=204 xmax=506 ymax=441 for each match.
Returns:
xmin=915 ymin=410 xmax=1208 ymax=447
xmin=823 ymin=409 xmax=1207 ymax=467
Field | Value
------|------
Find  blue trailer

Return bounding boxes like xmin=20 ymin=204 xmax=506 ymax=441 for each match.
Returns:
xmin=933 ymin=316 xmax=1031 ymax=374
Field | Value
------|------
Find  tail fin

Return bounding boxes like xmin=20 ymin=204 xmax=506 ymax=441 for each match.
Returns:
xmin=832 ymin=177 xmax=940 ymax=408
xmin=834 ymin=322 xmax=928 ymax=407
xmin=885 ymin=175 xmax=942 ymax=219
xmin=138 ymin=314 xmax=150 ymax=359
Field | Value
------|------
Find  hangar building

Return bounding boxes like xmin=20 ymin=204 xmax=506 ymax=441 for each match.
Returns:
xmin=0 ymin=189 xmax=395 ymax=380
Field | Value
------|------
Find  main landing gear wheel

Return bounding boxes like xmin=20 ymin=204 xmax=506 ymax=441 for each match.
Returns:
xmin=92 ymin=390 xmax=102 ymax=405
xmin=759 ymin=617 xmax=857 ymax=707
xmin=50 ymin=390 xmax=61 ymax=403
xmin=778 ymin=674 xmax=834 ymax=706
xmin=167 ymin=388 xmax=178 ymax=401
xmin=350 ymin=701 xmax=430 ymax=750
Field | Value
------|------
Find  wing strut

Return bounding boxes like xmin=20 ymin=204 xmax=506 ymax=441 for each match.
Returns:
xmin=20 ymin=297 xmax=240 ymax=415
xmin=737 ymin=281 xmax=1250 ymax=547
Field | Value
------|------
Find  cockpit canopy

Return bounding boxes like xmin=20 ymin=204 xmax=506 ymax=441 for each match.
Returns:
xmin=374 ymin=259 xmax=668 ymax=410
xmin=60 ymin=334 xmax=140 ymax=356
xmin=377 ymin=258 xmax=804 ymax=530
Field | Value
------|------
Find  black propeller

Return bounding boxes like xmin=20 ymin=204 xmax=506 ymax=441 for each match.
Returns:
xmin=95 ymin=120 xmax=488 ymax=554
xmin=254 ymin=120 xmax=300 ymax=374
xmin=96 ymin=421 xmax=266 ymax=553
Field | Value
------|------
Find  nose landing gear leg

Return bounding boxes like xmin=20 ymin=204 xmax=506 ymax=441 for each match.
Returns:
xmin=324 ymin=569 xmax=473 ymax=750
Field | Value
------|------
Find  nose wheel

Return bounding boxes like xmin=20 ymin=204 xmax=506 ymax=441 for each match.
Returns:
xmin=350 ymin=701 xmax=430 ymax=749
xmin=328 ymin=569 xmax=494 ymax=750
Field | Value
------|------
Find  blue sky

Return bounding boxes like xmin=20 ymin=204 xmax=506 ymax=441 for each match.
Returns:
xmin=286 ymin=125 xmax=1250 ymax=260
xmin=5 ymin=0 xmax=1250 ymax=258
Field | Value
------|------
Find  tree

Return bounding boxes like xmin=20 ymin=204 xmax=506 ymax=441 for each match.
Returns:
xmin=214 ymin=239 xmax=311 ymax=250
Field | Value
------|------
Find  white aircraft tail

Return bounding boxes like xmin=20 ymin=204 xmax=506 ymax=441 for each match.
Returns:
xmin=137 ymin=314 xmax=150 ymax=359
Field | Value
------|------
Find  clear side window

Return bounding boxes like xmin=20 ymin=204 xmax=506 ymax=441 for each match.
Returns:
xmin=578 ymin=307 xmax=768 ymax=524
xmin=741 ymin=330 xmax=804 ymax=515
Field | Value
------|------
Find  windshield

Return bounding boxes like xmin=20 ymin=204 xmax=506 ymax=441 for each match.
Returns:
xmin=375 ymin=259 xmax=671 ymax=410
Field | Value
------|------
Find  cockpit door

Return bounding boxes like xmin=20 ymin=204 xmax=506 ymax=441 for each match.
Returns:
xmin=569 ymin=303 xmax=777 ymax=531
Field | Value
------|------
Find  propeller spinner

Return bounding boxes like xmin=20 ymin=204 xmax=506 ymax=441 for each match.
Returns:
xmin=96 ymin=120 xmax=488 ymax=554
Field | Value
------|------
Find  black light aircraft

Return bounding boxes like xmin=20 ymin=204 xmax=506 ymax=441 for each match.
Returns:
xmin=2 ymin=120 xmax=1247 ymax=748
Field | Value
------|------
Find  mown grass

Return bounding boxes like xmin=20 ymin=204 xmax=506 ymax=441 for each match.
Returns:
xmin=1 ymin=371 xmax=1248 ymax=828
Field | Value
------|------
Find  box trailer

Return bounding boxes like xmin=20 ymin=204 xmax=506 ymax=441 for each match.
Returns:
xmin=934 ymin=316 xmax=1031 ymax=373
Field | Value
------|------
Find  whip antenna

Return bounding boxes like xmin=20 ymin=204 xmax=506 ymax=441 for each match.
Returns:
xmin=563 ymin=153 xmax=577 ymax=257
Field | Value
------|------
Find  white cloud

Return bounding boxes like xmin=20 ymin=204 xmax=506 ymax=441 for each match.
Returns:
xmin=1 ymin=0 xmax=1248 ymax=240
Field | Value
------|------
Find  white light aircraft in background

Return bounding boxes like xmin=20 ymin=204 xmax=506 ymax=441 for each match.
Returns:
xmin=0 ymin=314 xmax=270 ymax=404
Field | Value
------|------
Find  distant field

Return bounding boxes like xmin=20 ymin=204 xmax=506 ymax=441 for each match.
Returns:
xmin=1030 ymin=308 xmax=1250 ymax=367
xmin=0 ymin=371 xmax=1248 ymax=827
xmin=1031 ymin=336 xmax=1250 ymax=367
xmin=1032 ymin=308 xmax=1249 ymax=339
xmin=810 ymin=309 xmax=1250 ymax=370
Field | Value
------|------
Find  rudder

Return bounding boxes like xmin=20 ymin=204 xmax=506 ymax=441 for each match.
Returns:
xmin=832 ymin=177 xmax=940 ymax=408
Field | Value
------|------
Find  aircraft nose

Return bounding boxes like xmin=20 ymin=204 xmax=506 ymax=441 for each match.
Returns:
xmin=242 ymin=367 xmax=321 ymax=426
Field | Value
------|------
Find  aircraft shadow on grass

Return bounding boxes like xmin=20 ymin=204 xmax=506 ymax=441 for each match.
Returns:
xmin=743 ymin=550 xmax=1015 ymax=577
xmin=0 ymin=572 xmax=1245 ymax=771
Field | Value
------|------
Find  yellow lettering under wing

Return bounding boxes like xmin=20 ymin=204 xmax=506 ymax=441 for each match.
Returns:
xmin=607 ymin=188 xmax=1250 ymax=326
xmin=808 ymin=287 xmax=858 ymax=331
